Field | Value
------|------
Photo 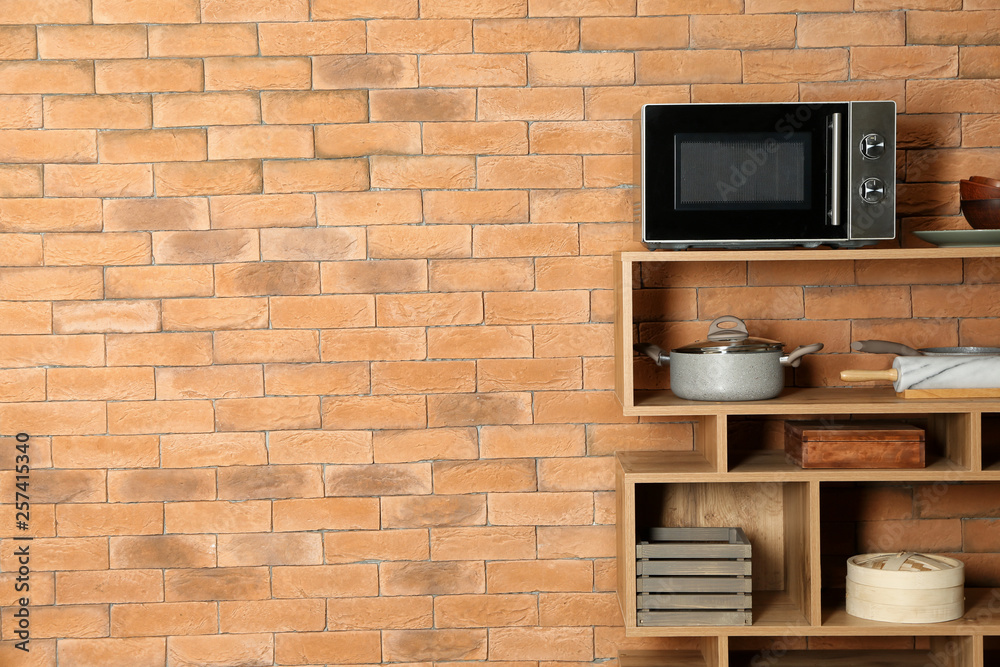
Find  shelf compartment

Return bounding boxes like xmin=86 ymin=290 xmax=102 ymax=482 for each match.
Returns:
xmin=821 ymin=588 xmax=1000 ymax=635
xmin=984 ymin=414 xmax=1000 ymax=472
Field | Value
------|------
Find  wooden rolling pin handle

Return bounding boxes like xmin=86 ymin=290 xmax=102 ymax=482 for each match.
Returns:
xmin=840 ymin=369 xmax=899 ymax=382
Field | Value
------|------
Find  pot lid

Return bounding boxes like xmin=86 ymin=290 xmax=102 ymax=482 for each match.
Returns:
xmin=675 ymin=316 xmax=784 ymax=354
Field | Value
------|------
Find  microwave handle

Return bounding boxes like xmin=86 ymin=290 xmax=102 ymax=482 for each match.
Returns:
xmin=828 ymin=112 xmax=842 ymax=226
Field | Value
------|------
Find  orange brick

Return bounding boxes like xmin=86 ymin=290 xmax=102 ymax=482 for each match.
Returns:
xmin=0 ymin=26 xmax=37 ymax=59
xmin=164 ymin=500 xmax=270 ymax=534
xmin=264 ymin=362 xmax=369 ymax=396
xmin=155 ymin=159 xmax=262 ymax=197
xmin=421 ymin=54 xmax=526 ymax=87
xmin=485 ymin=290 xmax=588 ymax=324
xmin=487 ymin=559 xmax=594 ymax=593
xmin=313 ymin=0 xmax=417 ymax=18
xmin=56 ymin=503 xmax=162 ymax=537
xmin=591 ymin=16 xmax=691 ymax=50
xmin=536 ymin=257 xmax=613 ymax=291
xmin=377 ymin=292 xmax=483 ymax=327
xmin=435 ymin=594 xmax=537 ymax=628
xmin=327 ymin=596 xmax=432 ymax=630
xmin=749 ymin=0 xmax=852 ymax=8
xmin=208 ymin=125 xmax=313 ymax=160
xmin=489 ymin=491 xmax=592 ymax=526
xmin=148 ymin=23 xmax=258 ymax=57
xmin=259 ymin=21 xmax=366 ymax=55
xmin=316 ymin=191 xmax=421 ymax=226
xmin=909 ymin=147 xmax=1000 ymax=182
xmin=161 ymin=432 xmax=267 ymax=468
xmin=108 ymin=399 xmax=215 ymax=434
xmin=423 ymin=190 xmax=526 ymax=225
xmin=801 ymin=80 xmax=905 ymax=106
xmin=538 ymin=592 xmax=619 ymax=626
xmin=321 ymin=259 xmax=427 ymax=293
xmin=0 ymin=603 xmax=107 ymax=639
xmin=104 ymin=197 xmax=209 ymax=231
xmin=57 ymin=638 xmax=165 ymax=667
xmin=210 ymin=193 xmax=316 ymax=228
xmin=315 ymin=121 xmax=421 ymax=157
xmin=697 ymin=285 xmax=803 ymax=320
xmin=744 ymin=48 xmax=849 ymax=82
xmin=23 ymin=469 xmax=105 ymax=504
xmin=93 ymin=0 xmax=199 ymax=22
xmin=213 ymin=330 xmax=319 ymax=363
xmin=475 ymin=18 xmax=576 ymax=52
xmin=371 ymin=155 xmax=475 ymax=189
xmin=431 ymin=526 xmax=535 ymax=560
xmin=429 ymin=258 xmax=533 ymax=293
xmin=373 ymin=427 xmax=477 ymax=463
xmin=804 ymin=285 xmax=911 ymax=319
xmin=383 ymin=628 xmax=487 ymax=661
xmin=852 ymin=45 xmax=958 ymax=80
xmin=368 ymin=224 xmax=471 ymax=259
xmin=474 ymin=224 xmax=578 ymax=259
xmin=0 ymin=129 xmax=96 ymax=163
xmin=427 ymin=392 xmax=532 ymax=427
xmin=274 ymin=631 xmax=381 ymax=665
xmin=692 ymin=14 xmax=797 ymax=48
xmin=914 ymin=284 xmax=1000 ymax=317
xmin=0 ymin=267 xmax=102 ymax=300
xmin=270 ymin=294 xmax=373 ymax=327
xmin=205 ymin=56 xmax=311 ymax=91
xmin=0 ymin=0 xmax=90 ymax=22
xmin=98 ymin=128 xmax=207 ymax=163
xmin=268 ymin=430 xmax=372 ymax=464
xmin=908 ymin=80 xmax=1000 ymax=114
xmin=108 ymin=468 xmax=216 ymax=502
xmin=273 ymin=496 xmax=378 ymax=531
xmin=0 ymin=165 xmax=42 ymax=197
xmin=272 ymin=563 xmax=378 ymax=597
xmin=369 ymin=18 xmax=471 ymax=53
xmin=43 ymin=232 xmax=149 ymax=266
xmin=324 ymin=461 xmax=431 ymax=495
xmin=111 ymin=601 xmax=217 ymax=637
xmin=153 ymin=91 xmax=261 ymax=127
xmin=427 ymin=324 xmax=532 ymax=359
xmin=371 ymin=360 xmax=475 ymax=394
xmin=0 ymin=303 xmax=51 ymax=336
xmin=909 ymin=9 xmax=1000 ymax=45
xmin=533 ymin=390 xmax=635 ymax=425
xmin=215 ymin=261 xmax=320 ymax=296
xmin=322 ymin=395 xmax=427 ymax=430
xmin=534 ymin=0 xmax=632 ymax=13
xmin=540 ymin=458 xmax=613 ymax=492
xmin=320 ymin=326 xmax=425 ymax=361
xmin=38 ymin=25 xmax=146 ymax=59
xmin=0 ymin=232 xmax=42 ymax=265
xmin=636 ymin=49 xmax=740 ymax=84
xmin=0 ymin=334 xmax=103 ymax=368
xmin=106 ymin=265 xmax=213 ymax=299
xmin=538 ymin=525 xmax=614 ymax=558
xmin=961 ymin=45 xmax=1000 ymax=79
xmin=164 ymin=566 xmax=270 ymax=601
xmin=382 ymin=494 xmax=486 ymax=528
xmin=423 ymin=120 xmax=527 ymax=155
xmin=481 ymin=424 xmax=584 ymax=458
xmin=47 ymin=367 xmax=154 ymax=400
xmin=532 ymin=189 xmax=630 ymax=224
xmin=528 ymin=52 xmax=633 ymax=86
xmin=218 ymin=532 xmax=322 ymax=566
xmin=380 ymin=560 xmax=484 ymax=595
xmin=263 ymin=158 xmax=368 ymax=194
xmin=52 ymin=434 xmax=158 ymax=469
xmin=479 ymin=358 xmax=581 ymax=392
xmin=0 ymin=61 xmax=94 ymax=95
xmin=218 ymin=464 xmax=323 ymax=500
xmin=216 ymin=396 xmax=321 ymax=431
xmin=162 ymin=297 xmax=267 ymax=330
xmin=313 ymin=54 xmax=418 ymax=89
xmin=798 ymin=12 xmax=905 ymax=47
xmin=478 ymin=87 xmax=583 ymax=121
xmin=0 ymin=95 xmax=41 ymax=128
xmin=261 ymin=90 xmax=367 ymax=125
xmin=52 ymin=300 xmax=159 ymax=334
xmin=0 ymin=368 xmax=45 ymax=401
xmin=152 ymin=229 xmax=256 ymax=264
xmin=479 ymin=155 xmax=582 ymax=189
xmin=422 ymin=0 xmax=525 ymax=17
xmin=44 ymin=163 xmax=152 ymax=198
xmin=0 ymin=536 xmax=107 ymax=571
xmin=587 ymin=423 xmax=693 ymax=455
xmin=96 ymin=59 xmax=203 ymax=94
xmin=220 ymin=599 xmax=326 ymax=633
xmin=202 ymin=0 xmax=308 ymax=21
xmin=324 ymin=528 xmax=428 ymax=563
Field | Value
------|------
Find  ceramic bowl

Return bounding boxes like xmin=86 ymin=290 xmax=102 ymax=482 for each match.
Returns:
xmin=961 ymin=198 xmax=1000 ymax=229
xmin=960 ymin=179 xmax=1000 ymax=200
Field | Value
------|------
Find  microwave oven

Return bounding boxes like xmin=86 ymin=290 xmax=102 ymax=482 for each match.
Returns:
xmin=636 ymin=101 xmax=896 ymax=249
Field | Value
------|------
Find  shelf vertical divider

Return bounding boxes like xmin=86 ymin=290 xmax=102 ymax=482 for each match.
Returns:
xmin=929 ymin=411 xmax=980 ymax=472
xmin=615 ymin=455 xmax=637 ymax=630
xmin=929 ymin=635 xmax=979 ymax=667
xmin=703 ymin=635 xmax=728 ymax=667
xmin=784 ymin=479 xmax=821 ymax=625
xmin=615 ymin=252 xmax=636 ymax=413
xmin=696 ymin=414 xmax=727 ymax=472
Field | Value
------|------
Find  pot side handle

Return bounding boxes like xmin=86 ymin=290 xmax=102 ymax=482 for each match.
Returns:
xmin=780 ymin=342 xmax=824 ymax=368
xmin=634 ymin=343 xmax=669 ymax=366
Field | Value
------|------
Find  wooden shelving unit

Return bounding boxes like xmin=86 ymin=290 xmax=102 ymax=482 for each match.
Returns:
xmin=614 ymin=249 xmax=1000 ymax=667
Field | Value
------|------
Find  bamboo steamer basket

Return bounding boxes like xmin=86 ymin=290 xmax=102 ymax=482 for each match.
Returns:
xmin=846 ymin=552 xmax=964 ymax=623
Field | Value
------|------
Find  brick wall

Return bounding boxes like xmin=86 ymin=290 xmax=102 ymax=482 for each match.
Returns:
xmin=0 ymin=1 xmax=998 ymax=664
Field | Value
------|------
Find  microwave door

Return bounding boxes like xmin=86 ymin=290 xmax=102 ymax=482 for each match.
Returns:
xmin=828 ymin=112 xmax=842 ymax=226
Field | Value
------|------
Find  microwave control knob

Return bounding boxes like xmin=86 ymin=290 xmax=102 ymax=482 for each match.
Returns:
xmin=860 ymin=133 xmax=886 ymax=159
xmin=860 ymin=177 xmax=886 ymax=204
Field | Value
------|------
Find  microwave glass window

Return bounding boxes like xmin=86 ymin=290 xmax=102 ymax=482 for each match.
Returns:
xmin=674 ymin=132 xmax=811 ymax=211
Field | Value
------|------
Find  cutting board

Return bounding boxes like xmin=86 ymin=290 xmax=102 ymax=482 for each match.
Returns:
xmin=785 ymin=421 xmax=925 ymax=469
xmin=897 ymin=387 xmax=1000 ymax=399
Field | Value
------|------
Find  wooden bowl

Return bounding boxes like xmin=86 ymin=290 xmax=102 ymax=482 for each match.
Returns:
xmin=961 ymin=198 xmax=1000 ymax=229
xmin=960 ymin=179 xmax=1000 ymax=200
xmin=970 ymin=175 xmax=1000 ymax=188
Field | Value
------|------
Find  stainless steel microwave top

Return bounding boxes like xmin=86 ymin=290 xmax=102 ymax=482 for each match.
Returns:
xmin=636 ymin=101 xmax=897 ymax=250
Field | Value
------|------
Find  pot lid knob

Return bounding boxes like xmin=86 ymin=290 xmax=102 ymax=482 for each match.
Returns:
xmin=706 ymin=316 xmax=749 ymax=342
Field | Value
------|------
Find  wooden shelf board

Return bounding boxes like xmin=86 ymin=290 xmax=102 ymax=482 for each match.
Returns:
xmin=727 ymin=449 xmax=974 ymax=481
xmin=619 ymin=650 xmax=707 ymax=667
xmin=729 ymin=650 xmax=933 ymax=666
xmin=628 ymin=590 xmax=810 ymax=637
xmin=819 ymin=588 xmax=1000 ymax=635
xmin=630 ymin=387 xmax=1000 ymax=417
xmin=618 ymin=449 xmax=718 ymax=477
xmin=620 ymin=247 xmax=1000 ymax=263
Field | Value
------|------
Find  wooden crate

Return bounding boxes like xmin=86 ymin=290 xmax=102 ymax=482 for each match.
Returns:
xmin=785 ymin=421 xmax=925 ymax=469
xmin=636 ymin=527 xmax=752 ymax=626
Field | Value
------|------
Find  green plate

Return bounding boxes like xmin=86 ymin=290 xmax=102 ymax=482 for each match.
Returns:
xmin=913 ymin=229 xmax=1000 ymax=247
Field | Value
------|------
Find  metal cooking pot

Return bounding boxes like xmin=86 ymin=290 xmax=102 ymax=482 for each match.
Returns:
xmin=851 ymin=340 xmax=1000 ymax=356
xmin=634 ymin=316 xmax=823 ymax=401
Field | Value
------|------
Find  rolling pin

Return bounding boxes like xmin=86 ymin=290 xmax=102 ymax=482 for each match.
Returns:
xmin=841 ymin=356 xmax=1000 ymax=393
